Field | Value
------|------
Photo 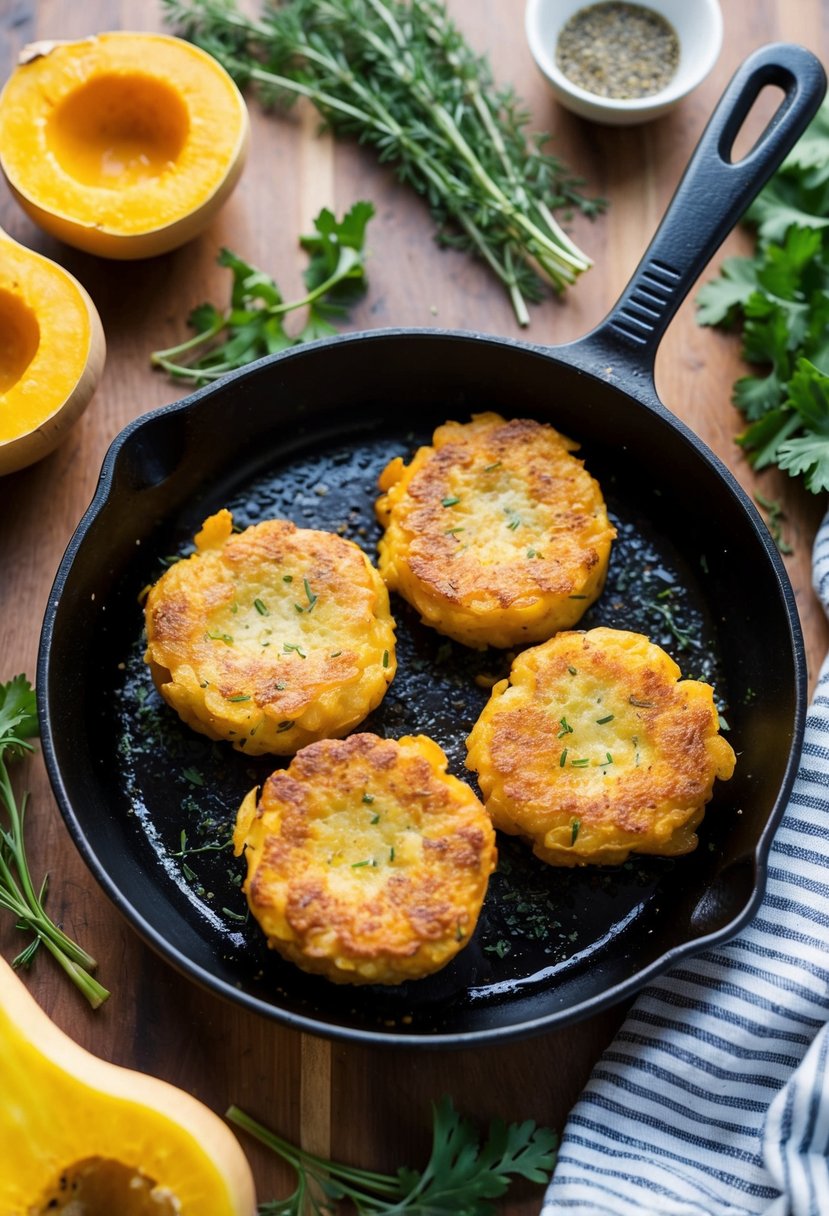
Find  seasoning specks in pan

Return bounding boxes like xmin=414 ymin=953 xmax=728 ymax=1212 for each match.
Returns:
xmin=112 ymin=424 xmax=730 ymax=1017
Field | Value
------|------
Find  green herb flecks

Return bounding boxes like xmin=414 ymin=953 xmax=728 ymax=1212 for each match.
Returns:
xmin=696 ymin=98 xmax=829 ymax=493
xmin=151 ymin=201 xmax=374 ymax=383
xmin=649 ymin=593 xmax=694 ymax=651
xmin=163 ymin=0 xmax=602 ymax=327
xmin=557 ymin=717 xmax=573 ymax=738
xmin=172 ymin=827 xmax=233 ymax=859
xmin=303 ymin=579 xmax=318 ymax=611
xmin=570 ymin=819 xmax=580 ymax=845
xmin=284 ymin=643 xmax=307 ymax=659
xmin=254 ymin=597 xmax=270 ymax=615
xmin=755 ymin=492 xmax=795 ymax=554
xmin=0 ymin=676 xmax=109 ymax=1008
xmin=229 ymin=1094 xmax=556 ymax=1216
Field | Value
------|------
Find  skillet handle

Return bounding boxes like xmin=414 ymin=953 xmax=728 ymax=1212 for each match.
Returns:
xmin=563 ymin=43 xmax=827 ymax=397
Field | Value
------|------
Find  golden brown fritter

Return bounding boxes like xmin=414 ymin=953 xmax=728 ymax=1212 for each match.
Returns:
xmin=375 ymin=412 xmax=615 ymax=648
xmin=234 ymin=732 xmax=497 ymax=984
xmin=466 ymin=627 xmax=736 ymax=867
xmin=144 ymin=509 xmax=396 ymax=755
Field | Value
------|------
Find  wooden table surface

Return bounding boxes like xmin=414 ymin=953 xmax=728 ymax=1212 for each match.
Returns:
xmin=2 ymin=0 xmax=828 ymax=1208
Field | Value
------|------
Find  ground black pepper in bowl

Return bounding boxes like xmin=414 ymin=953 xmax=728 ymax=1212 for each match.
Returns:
xmin=556 ymin=1 xmax=680 ymax=99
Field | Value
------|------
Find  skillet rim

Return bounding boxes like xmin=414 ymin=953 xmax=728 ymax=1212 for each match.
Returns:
xmin=36 ymin=326 xmax=808 ymax=1047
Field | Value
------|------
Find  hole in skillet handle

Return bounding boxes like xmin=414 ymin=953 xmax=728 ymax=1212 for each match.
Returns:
xmin=560 ymin=42 xmax=827 ymax=396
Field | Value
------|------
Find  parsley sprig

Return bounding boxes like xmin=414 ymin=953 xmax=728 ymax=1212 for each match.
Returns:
xmin=151 ymin=201 xmax=374 ymax=383
xmin=0 ymin=676 xmax=108 ymax=1008
xmin=163 ymin=0 xmax=601 ymax=326
xmin=696 ymin=99 xmax=829 ymax=493
xmin=228 ymin=1095 xmax=556 ymax=1216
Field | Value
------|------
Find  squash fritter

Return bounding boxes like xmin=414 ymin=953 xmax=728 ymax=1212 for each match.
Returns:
xmin=375 ymin=412 xmax=615 ymax=648
xmin=234 ymin=732 xmax=497 ymax=985
xmin=144 ymin=509 xmax=396 ymax=755
xmin=466 ymin=627 xmax=736 ymax=867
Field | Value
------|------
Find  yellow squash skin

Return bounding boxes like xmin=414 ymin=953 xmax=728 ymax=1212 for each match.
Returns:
xmin=0 ymin=33 xmax=250 ymax=259
xmin=0 ymin=956 xmax=256 ymax=1215
xmin=0 ymin=227 xmax=105 ymax=475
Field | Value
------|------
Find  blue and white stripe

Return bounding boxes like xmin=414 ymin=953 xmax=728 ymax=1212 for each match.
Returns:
xmin=544 ymin=511 xmax=829 ymax=1216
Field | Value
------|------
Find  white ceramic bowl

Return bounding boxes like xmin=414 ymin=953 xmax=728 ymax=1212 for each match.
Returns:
xmin=525 ymin=0 xmax=723 ymax=125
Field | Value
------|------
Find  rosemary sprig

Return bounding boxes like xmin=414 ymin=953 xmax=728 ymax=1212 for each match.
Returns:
xmin=0 ymin=675 xmax=108 ymax=1008
xmin=163 ymin=0 xmax=602 ymax=326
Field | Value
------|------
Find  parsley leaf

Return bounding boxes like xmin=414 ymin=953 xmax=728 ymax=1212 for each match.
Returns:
xmin=0 ymin=674 xmax=38 ymax=758
xmin=696 ymin=98 xmax=829 ymax=492
xmin=229 ymin=1094 xmax=556 ymax=1216
xmin=151 ymin=201 xmax=374 ymax=383
xmin=777 ymin=359 xmax=829 ymax=493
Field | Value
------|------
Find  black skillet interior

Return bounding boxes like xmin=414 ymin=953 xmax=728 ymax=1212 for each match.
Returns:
xmin=40 ymin=330 xmax=802 ymax=1044
xmin=38 ymin=44 xmax=823 ymax=1044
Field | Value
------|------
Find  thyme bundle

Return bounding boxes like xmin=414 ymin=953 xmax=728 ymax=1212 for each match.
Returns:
xmin=163 ymin=0 xmax=602 ymax=325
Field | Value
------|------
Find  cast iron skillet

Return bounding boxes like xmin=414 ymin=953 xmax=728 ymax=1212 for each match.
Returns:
xmin=39 ymin=44 xmax=826 ymax=1046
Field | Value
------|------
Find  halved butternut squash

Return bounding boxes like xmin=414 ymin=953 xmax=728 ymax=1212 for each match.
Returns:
xmin=0 ymin=226 xmax=105 ymax=475
xmin=0 ymin=32 xmax=250 ymax=259
xmin=0 ymin=956 xmax=256 ymax=1214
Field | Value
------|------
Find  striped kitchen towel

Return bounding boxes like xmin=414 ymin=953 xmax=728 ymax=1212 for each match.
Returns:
xmin=544 ymin=509 xmax=829 ymax=1216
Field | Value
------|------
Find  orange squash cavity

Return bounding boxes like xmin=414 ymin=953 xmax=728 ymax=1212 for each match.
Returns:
xmin=0 ymin=955 xmax=257 ymax=1215
xmin=0 ymin=226 xmax=105 ymax=475
xmin=0 ymin=32 xmax=250 ymax=259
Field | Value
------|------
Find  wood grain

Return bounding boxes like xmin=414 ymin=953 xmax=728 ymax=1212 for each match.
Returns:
xmin=0 ymin=1 xmax=826 ymax=1210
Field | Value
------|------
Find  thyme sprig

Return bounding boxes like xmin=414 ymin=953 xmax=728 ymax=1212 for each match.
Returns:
xmin=0 ymin=676 xmax=108 ymax=1008
xmin=229 ymin=1095 xmax=556 ymax=1216
xmin=163 ymin=0 xmax=602 ymax=325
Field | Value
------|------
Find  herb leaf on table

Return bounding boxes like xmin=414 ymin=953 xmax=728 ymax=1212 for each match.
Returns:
xmin=151 ymin=201 xmax=374 ymax=383
xmin=228 ymin=1095 xmax=557 ymax=1215
xmin=162 ymin=0 xmax=602 ymax=327
xmin=0 ymin=675 xmax=109 ymax=1008
xmin=696 ymin=99 xmax=829 ymax=493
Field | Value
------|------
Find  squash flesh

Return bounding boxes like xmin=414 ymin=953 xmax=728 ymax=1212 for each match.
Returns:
xmin=0 ymin=33 xmax=249 ymax=255
xmin=47 ymin=72 xmax=190 ymax=191
xmin=0 ymin=288 xmax=39 ymax=396
xmin=0 ymin=238 xmax=93 ymax=443
xmin=0 ymin=960 xmax=256 ymax=1215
